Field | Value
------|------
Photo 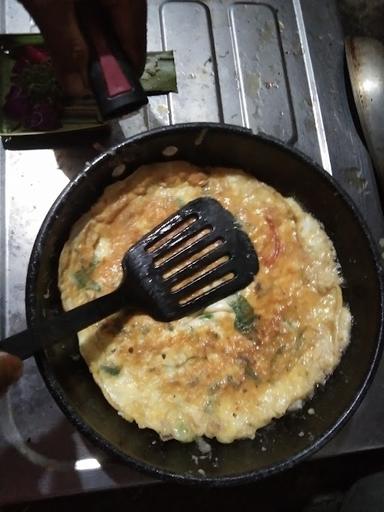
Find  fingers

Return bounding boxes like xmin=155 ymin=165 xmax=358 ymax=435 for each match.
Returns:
xmin=0 ymin=353 xmax=23 ymax=396
xmin=21 ymin=0 xmax=147 ymax=95
xmin=99 ymin=0 xmax=147 ymax=76
xmin=21 ymin=0 xmax=89 ymax=96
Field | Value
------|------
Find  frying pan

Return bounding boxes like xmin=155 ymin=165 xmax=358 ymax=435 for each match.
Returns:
xmin=26 ymin=123 xmax=384 ymax=485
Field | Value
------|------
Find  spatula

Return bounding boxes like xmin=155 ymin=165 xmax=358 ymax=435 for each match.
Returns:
xmin=1 ymin=197 xmax=259 ymax=360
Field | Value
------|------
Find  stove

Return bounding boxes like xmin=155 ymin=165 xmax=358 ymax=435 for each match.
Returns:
xmin=1 ymin=0 xmax=383 ymax=505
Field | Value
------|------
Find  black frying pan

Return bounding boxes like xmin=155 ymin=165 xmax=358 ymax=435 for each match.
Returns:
xmin=26 ymin=123 xmax=384 ymax=485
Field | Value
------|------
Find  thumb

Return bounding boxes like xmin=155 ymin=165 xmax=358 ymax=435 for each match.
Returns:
xmin=0 ymin=352 xmax=23 ymax=396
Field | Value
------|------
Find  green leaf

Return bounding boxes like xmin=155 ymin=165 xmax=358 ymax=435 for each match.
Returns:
xmin=73 ymin=268 xmax=101 ymax=291
xmin=230 ymin=295 xmax=256 ymax=334
xmin=244 ymin=362 xmax=259 ymax=382
xmin=17 ymin=62 xmax=62 ymax=103
xmin=100 ymin=365 xmax=121 ymax=376
xmin=72 ymin=259 xmax=101 ymax=292
xmin=199 ymin=312 xmax=213 ymax=320
xmin=141 ymin=51 xmax=177 ymax=93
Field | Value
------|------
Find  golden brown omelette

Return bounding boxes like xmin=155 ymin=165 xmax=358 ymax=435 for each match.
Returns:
xmin=58 ymin=161 xmax=351 ymax=443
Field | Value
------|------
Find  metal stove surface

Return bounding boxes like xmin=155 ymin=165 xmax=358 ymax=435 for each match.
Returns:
xmin=1 ymin=0 xmax=384 ymax=505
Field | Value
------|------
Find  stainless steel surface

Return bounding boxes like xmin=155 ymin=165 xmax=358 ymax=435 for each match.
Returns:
xmin=345 ymin=36 xmax=384 ymax=195
xmin=0 ymin=0 xmax=384 ymax=505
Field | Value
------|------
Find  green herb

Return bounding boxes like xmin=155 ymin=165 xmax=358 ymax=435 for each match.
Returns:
xmin=17 ymin=62 xmax=62 ymax=103
xmin=100 ymin=365 xmax=121 ymax=376
xmin=141 ymin=325 xmax=151 ymax=335
xmin=295 ymin=330 xmax=305 ymax=350
xmin=174 ymin=422 xmax=191 ymax=442
xmin=208 ymin=382 xmax=221 ymax=395
xmin=226 ymin=375 xmax=235 ymax=385
xmin=244 ymin=363 xmax=259 ymax=382
xmin=199 ymin=312 xmax=213 ymax=320
xmin=72 ymin=259 xmax=101 ymax=292
xmin=225 ymin=374 xmax=243 ymax=389
xmin=230 ymin=295 xmax=257 ymax=334
xmin=141 ymin=51 xmax=177 ymax=93
xmin=175 ymin=356 xmax=199 ymax=369
xmin=204 ymin=397 xmax=215 ymax=413
xmin=271 ymin=345 xmax=285 ymax=366
xmin=233 ymin=217 xmax=244 ymax=230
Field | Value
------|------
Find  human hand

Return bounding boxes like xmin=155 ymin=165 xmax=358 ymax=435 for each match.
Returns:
xmin=20 ymin=0 xmax=147 ymax=97
xmin=0 ymin=352 xmax=22 ymax=396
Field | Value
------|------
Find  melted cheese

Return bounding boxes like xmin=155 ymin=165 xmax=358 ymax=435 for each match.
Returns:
xmin=58 ymin=161 xmax=351 ymax=443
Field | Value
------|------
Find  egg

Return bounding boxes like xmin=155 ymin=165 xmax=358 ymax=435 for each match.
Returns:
xmin=58 ymin=161 xmax=351 ymax=443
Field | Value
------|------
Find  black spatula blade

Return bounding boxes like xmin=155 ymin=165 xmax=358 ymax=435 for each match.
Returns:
xmin=122 ymin=197 xmax=259 ymax=321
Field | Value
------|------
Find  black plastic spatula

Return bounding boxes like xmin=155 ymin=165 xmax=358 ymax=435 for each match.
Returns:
xmin=1 ymin=197 xmax=259 ymax=360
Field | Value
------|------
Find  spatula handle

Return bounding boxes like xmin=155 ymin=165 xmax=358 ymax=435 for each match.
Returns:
xmin=0 ymin=288 xmax=126 ymax=360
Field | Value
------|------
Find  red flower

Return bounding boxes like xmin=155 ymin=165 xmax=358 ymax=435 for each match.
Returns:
xmin=23 ymin=45 xmax=50 ymax=64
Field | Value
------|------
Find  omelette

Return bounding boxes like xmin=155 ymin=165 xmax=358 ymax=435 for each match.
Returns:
xmin=58 ymin=161 xmax=351 ymax=443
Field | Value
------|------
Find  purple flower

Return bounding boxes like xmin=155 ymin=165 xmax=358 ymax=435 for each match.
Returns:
xmin=3 ymin=85 xmax=32 ymax=121
xmin=24 ymin=102 xmax=61 ymax=130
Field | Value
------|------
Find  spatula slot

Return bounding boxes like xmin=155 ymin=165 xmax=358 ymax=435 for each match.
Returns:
xmin=154 ymin=232 xmax=222 ymax=274
xmin=145 ymin=214 xmax=198 ymax=254
xmin=172 ymin=259 xmax=236 ymax=300
xmin=170 ymin=254 xmax=230 ymax=291
xmin=178 ymin=271 xmax=236 ymax=305
xmin=154 ymin=226 xmax=213 ymax=268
